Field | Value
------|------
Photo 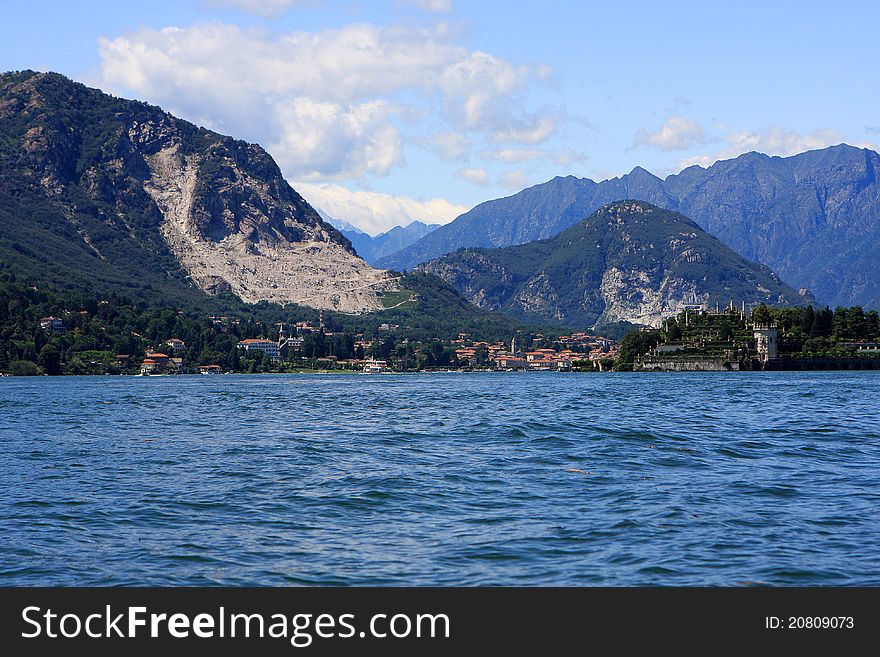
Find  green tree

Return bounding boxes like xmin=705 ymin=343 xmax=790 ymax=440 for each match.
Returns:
xmin=302 ymin=330 xmax=328 ymax=358
xmin=37 ymin=344 xmax=62 ymax=375
xmin=800 ymin=305 xmax=815 ymax=335
xmin=422 ymin=341 xmax=449 ymax=367
xmin=10 ymin=360 xmax=39 ymax=376
xmin=751 ymin=304 xmax=771 ymax=326
xmin=330 ymin=333 xmax=355 ymax=359
xmin=372 ymin=334 xmax=396 ymax=359
xmin=618 ymin=330 xmax=659 ymax=364
xmin=664 ymin=318 xmax=682 ymax=341
xmin=810 ymin=307 xmax=833 ymax=338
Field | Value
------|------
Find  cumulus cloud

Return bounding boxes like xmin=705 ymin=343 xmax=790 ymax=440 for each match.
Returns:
xmin=499 ymin=170 xmax=532 ymax=190
xmin=98 ymin=22 xmax=551 ymax=181
xmin=272 ymin=98 xmax=403 ymax=180
xmin=678 ymin=126 xmax=847 ymax=169
xmin=438 ymin=51 xmax=534 ymax=131
xmin=296 ymin=183 xmax=467 ymax=235
xmin=397 ymin=0 xmax=452 ymax=12
xmin=431 ymin=132 xmax=471 ymax=161
xmin=456 ymin=167 xmax=490 ymax=185
xmin=634 ymin=115 xmax=706 ymax=151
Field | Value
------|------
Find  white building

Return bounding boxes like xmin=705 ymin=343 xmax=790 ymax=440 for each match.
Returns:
xmin=237 ymin=339 xmax=280 ymax=360
xmin=165 ymin=338 xmax=186 ymax=353
xmin=753 ymin=326 xmax=779 ymax=361
xmin=39 ymin=316 xmax=65 ymax=332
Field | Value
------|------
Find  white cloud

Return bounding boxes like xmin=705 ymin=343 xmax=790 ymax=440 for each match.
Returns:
xmin=205 ymin=1 xmax=308 ymax=17
xmin=438 ymin=50 xmax=533 ymax=131
xmin=272 ymin=98 xmax=403 ymax=180
xmin=551 ymin=150 xmax=585 ymax=167
xmin=485 ymin=148 xmax=546 ymax=163
xmin=499 ymin=170 xmax=532 ymax=190
xmin=634 ymin=115 xmax=706 ymax=151
xmin=398 ymin=0 xmax=452 ymax=12
xmin=98 ymin=22 xmax=551 ymax=181
xmin=456 ymin=167 xmax=490 ymax=185
xmin=482 ymin=147 xmax=584 ymax=166
xmin=431 ymin=132 xmax=471 ymax=161
xmin=678 ymin=126 xmax=847 ymax=169
xmin=492 ymin=116 xmax=556 ymax=144
xmin=296 ymin=183 xmax=467 ymax=235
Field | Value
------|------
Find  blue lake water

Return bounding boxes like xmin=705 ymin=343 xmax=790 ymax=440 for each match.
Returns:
xmin=1 ymin=372 xmax=879 ymax=586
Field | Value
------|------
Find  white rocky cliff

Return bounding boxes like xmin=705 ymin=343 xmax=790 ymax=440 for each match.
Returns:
xmin=142 ymin=140 xmax=394 ymax=312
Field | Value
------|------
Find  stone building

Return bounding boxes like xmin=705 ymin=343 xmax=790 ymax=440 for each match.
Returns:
xmin=753 ymin=325 xmax=779 ymax=362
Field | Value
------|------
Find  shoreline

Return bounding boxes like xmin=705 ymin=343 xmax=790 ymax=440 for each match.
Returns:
xmin=4 ymin=366 xmax=880 ymax=378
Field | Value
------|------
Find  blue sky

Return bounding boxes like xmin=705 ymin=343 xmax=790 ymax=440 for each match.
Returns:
xmin=3 ymin=0 xmax=879 ymax=234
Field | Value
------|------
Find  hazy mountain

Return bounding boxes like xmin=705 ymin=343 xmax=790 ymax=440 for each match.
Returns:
xmin=0 ymin=70 xmax=394 ymax=312
xmin=330 ymin=220 xmax=439 ymax=265
xmin=316 ymin=211 xmax=377 ymax=263
xmin=318 ymin=213 xmax=439 ymax=265
xmin=379 ymin=145 xmax=880 ymax=308
xmin=419 ymin=201 xmax=811 ymax=329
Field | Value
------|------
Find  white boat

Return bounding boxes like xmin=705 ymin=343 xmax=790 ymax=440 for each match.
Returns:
xmin=363 ymin=359 xmax=387 ymax=374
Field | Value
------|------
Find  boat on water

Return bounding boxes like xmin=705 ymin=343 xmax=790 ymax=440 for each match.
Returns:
xmin=362 ymin=359 xmax=387 ymax=374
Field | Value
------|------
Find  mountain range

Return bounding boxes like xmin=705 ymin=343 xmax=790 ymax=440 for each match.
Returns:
xmin=378 ymin=146 xmax=880 ymax=309
xmin=419 ymin=201 xmax=810 ymax=328
xmin=321 ymin=215 xmax=439 ymax=265
xmin=0 ymin=70 xmax=869 ymax=338
xmin=0 ymin=70 xmax=393 ymax=312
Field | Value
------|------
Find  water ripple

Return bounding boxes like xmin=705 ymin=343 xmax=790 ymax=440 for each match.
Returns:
xmin=1 ymin=371 xmax=879 ymax=585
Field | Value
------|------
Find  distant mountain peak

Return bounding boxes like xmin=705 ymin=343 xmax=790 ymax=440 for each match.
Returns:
xmin=628 ymin=165 xmax=661 ymax=181
xmin=329 ymin=216 xmax=440 ymax=265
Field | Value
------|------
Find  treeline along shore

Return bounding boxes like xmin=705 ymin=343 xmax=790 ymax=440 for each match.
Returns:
xmin=620 ymin=304 xmax=880 ymax=371
xmin=2 ymin=273 xmax=879 ymax=376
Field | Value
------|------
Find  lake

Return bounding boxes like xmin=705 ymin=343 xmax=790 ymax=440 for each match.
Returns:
xmin=2 ymin=372 xmax=879 ymax=585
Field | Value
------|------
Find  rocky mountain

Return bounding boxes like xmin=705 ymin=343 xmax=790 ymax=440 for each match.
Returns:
xmin=418 ymin=201 xmax=810 ymax=329
xmin=0 ymin=71 xmax=395 ymax=311
xmin=379 ymin=146 xmax=880 ymax=309
xmin=326 ymin=218 xmax=439 ymax=265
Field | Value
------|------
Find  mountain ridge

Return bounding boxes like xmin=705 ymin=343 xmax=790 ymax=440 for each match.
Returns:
xmin=379 ymin=144 xmax=880 ymax=309
xmin=418 ymin=201 xmax=812 ymax=329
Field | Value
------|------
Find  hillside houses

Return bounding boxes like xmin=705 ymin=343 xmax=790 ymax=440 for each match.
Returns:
xmin=39 ymin=316 xmax=65 ymax=333
xmin=164 ymin=338 xmax=186 ymax=353
xmin=451 ymin=339 xmax=618 ymax=370
xmin=128 ymin=311 xmax=621 ymax=374
xmin=139 ymin=352 xmax=182 ymax=375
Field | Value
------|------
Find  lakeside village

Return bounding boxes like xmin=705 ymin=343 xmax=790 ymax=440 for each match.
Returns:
xmin=132 ymin=320 xmax=621 ymax=376
xmin=11 ymin=305 xmax=619 ymax=376
xmin=10 ymin=300 xmax=879 ymax=377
